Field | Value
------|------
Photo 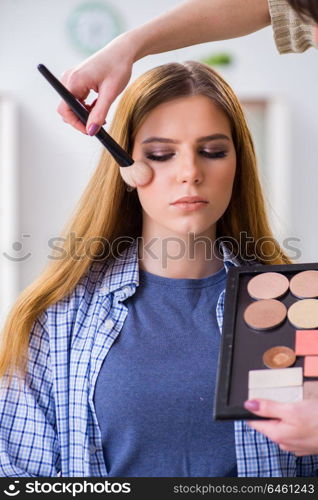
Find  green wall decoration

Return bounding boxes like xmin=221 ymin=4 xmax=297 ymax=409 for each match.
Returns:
xmin=201 ymin=52 xmax=233 ymax=67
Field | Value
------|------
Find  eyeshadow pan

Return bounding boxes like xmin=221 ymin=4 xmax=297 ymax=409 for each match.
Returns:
xmin=262 ymin=346 xmax=296 ymax=369
xmin=247 ymin=272 xmax=289 ymax=300
xmin=303 ymin=381 xmax=318 ymax=399
xmin=304 ymin=356 xmax=318 ymax=377
xmin=244 ymin=299 xmax=287 ymax=330
xmin=248 ymin=367 xmax=302 ymax=389
xmin=248 ymin=386 xmax=303 ymax=403
xmin=295 ymin=330 xmax=318 ymax=355
xmin=290 ymin=270 xmax=318 ymax=298
xmin=287 ymin=299 xmax=318 ymax=329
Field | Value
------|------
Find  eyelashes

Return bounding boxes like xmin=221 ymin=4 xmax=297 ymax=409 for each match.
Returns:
xmin=146 ymin=153 xmax=174 ymax=162
xmin=145 ymin=151 xmax=228 ymax=162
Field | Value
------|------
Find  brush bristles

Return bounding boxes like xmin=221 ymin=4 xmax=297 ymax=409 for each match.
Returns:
xmin=119 ymin=160 xmax=153 ymax=188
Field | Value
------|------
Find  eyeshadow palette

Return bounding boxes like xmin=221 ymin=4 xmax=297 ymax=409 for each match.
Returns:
xmin=213 ymin=262 xmax=318 ymax=420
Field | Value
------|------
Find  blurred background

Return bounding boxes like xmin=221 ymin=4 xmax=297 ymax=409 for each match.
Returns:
xmin=1 ymin=0 xmax=317 ymax=324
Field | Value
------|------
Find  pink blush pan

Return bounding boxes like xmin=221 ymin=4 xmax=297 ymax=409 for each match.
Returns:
xmin=295 ymin=330 xmax=318 ymax=355
xmin=304 ymin=356 xmax=318 ymax=377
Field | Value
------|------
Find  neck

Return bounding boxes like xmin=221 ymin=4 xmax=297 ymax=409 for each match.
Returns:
xmin=138 ymin=226 xmax=224 ymax=279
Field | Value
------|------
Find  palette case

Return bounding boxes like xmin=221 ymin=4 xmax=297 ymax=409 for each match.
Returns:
xmin=213 ymin=261 xmax=318 ymax=420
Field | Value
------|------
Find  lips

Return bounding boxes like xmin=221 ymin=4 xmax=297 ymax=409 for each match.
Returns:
xmin=171 ymin=196 xmax=208 ymax=205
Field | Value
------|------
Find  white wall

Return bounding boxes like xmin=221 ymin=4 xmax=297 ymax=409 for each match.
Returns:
xmin=1 ymin=0 xmax=318 ymax=302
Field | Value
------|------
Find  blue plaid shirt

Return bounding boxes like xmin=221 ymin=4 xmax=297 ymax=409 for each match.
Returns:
xmin=1 ymin=238 xmax=318 ymax=477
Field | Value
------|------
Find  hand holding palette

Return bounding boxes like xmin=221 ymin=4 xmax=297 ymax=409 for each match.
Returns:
xmin=214 ymin=263 xmax=318 ymax=420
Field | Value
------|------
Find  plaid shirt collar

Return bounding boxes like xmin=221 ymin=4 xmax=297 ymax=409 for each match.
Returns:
xmin=98 ymin=237 xmax=249 ymax=297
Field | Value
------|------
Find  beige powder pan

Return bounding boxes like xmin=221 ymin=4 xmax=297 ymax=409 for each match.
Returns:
xmin=290 ymin=270 xmax=318 ymax=298
xmin=248 ymin=386 xmax=303 ymax=403
xmin=247 ymin=272 xmax=289 ymax=300
xmin=287 ymin=299 xmax=318 ymax=329
xmin=244 ymin=299 xmax=287 ymax=330
xmin=248 ymin=367 xmax=303 ymax=389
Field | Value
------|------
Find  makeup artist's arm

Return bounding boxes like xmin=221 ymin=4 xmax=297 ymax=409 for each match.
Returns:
xmin=58 ymin=0 xmax=270 ymax=135
xmin=244 ymin=399 xmax=318 ymax=455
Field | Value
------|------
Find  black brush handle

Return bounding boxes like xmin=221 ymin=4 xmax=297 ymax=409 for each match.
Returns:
xmin=37 ymin=64 xmax=133 ymax=167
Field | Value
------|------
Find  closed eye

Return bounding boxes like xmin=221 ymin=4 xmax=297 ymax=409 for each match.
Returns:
xmin=146 ymin=153 xmax=174 ymax=162
xmin=145 ymin=150 xmax=228 ymax=162
xmin=200 ymin=150 xmax=227 ymax=159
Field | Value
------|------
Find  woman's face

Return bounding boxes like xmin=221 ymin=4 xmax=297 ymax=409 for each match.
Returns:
xmin=132 ymin=94 xmax=237 ymax=239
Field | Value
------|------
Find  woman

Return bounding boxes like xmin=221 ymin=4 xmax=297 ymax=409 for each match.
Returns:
xmin=58 ymin=0 xmax=318 ymax=136
xmin=0 ymin=61 xmax=317 ymax=477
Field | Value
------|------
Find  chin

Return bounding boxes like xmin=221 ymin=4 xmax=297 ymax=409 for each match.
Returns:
xmin=171 ymin=222 xmax=215 ymax=238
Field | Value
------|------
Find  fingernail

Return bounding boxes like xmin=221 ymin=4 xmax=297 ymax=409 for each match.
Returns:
xmin=88 ymin=123 xmax=99 ymax=136
xmin=244 ymin=400 xmax=260 ymax=411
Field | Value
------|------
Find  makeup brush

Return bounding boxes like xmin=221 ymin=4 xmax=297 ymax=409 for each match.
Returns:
xmin=37 ymin=64 xmax=153 ymax=188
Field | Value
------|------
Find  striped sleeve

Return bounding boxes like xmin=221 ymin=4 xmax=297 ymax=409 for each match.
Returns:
xmin=268 ymin=0 xmax=317 ymax=53
xmin=0 ymin=313 xmax=60 ymax=477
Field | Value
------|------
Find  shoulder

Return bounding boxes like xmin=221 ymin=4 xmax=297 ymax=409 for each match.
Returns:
xmin=40 ymin=259 xmax=112 ymax=342
xmin=55 ymin=258 xmax=113 ymax=307
xmin=40 ymin=239 xmax=138 ymax=338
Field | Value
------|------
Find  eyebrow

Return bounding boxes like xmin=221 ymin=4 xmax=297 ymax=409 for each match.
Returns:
xmin=141 ymin=134 xmax=230 ymax=144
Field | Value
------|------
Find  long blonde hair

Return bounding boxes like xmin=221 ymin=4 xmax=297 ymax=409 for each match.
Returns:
xmin=0 ymin=61 xmax=291 ymax=380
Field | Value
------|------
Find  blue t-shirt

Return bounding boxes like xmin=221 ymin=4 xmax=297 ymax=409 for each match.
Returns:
xmin=94 ymin=265 xmax=237 ymax=477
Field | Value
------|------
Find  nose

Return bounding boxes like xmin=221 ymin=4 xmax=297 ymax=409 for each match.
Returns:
xmin=176 ymin=152 xmax=203 ymax=185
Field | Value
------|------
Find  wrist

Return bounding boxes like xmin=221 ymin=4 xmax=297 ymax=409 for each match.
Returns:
xmin=120 ymin=27 xmax=154 ymax=62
